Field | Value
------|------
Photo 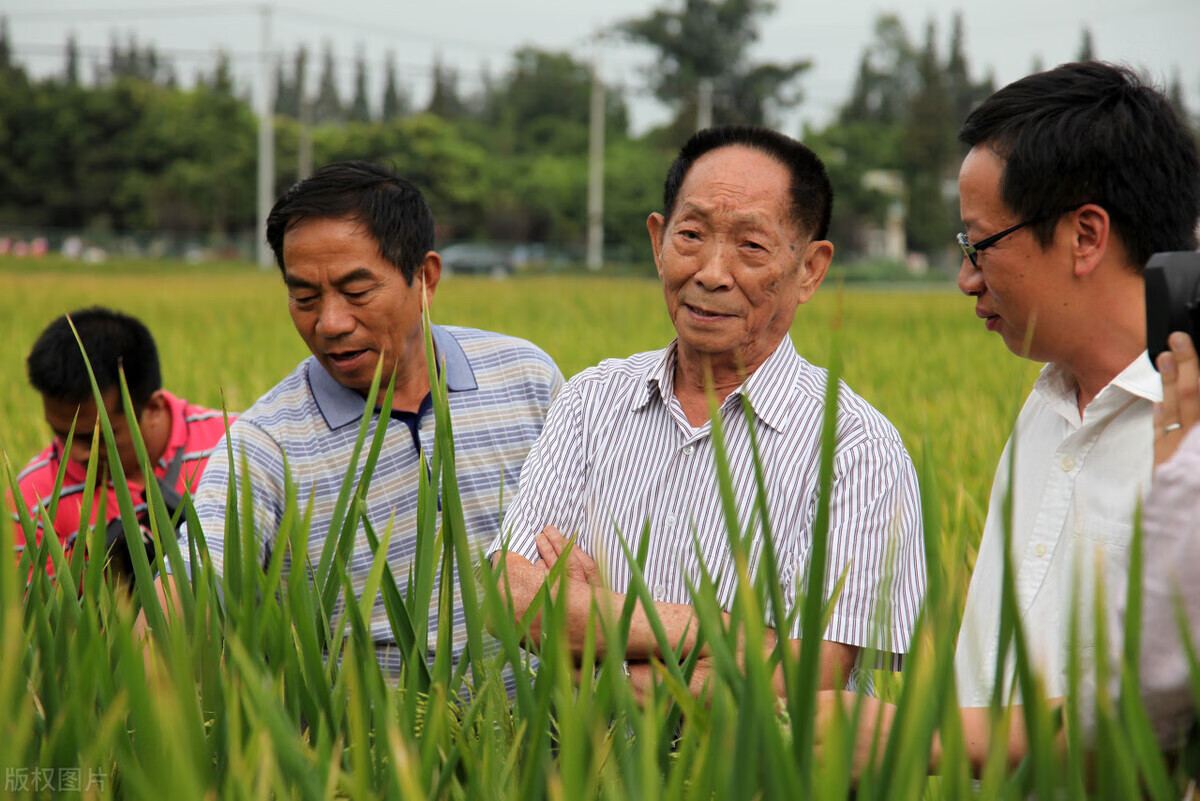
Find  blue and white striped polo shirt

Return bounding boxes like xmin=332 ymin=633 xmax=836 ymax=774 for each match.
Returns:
xmin=184 ymin=324 xmax=563 ymax=669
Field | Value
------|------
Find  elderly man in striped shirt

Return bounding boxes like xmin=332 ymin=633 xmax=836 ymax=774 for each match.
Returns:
xmin=491 ymin=125 xmax=925 ymax=697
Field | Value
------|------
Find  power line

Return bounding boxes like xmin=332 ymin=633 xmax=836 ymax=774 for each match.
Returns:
xmin=6 ymin=5 xmax=256 ymax=21
xmin=277 ymin=5 xmax=506 ymax=54
xmin=7 ymin=2 xmax=515 ymax=57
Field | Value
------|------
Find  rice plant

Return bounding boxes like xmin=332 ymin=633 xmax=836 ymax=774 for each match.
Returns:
xmin=1 ymin=262 xmax=1194 ymax=799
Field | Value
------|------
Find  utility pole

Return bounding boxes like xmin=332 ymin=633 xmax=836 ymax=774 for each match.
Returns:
xmin=585 ymin=44 xmax=605 ymax=271
xmin=255 ymin=4 xmax=275 ymax=268
xmin=697 ymin=78 xmax=713 ymax=131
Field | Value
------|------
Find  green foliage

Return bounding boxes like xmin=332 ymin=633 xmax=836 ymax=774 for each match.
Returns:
xmin=816 ymin=12 xmax=994 ymax=263
xmin=2 ymin=264 xmax=1196 ymax=798
xmin=0 ymin=67 xmax=254 ymax=234
xmin=479 ymin=46 xmax=627 ymax=157
xmin=619 ymin=0 xmax=811 ymax=132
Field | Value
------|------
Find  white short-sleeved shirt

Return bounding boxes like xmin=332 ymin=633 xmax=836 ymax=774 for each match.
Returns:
xmin=954 ymin=353 xmax=1161 ymax=706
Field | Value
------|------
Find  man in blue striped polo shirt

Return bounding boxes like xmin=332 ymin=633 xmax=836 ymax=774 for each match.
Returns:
xmin=491 ymin=126 xmax=925 ymax=699
xmin=158 ymin=161 xmax=562 ymax=675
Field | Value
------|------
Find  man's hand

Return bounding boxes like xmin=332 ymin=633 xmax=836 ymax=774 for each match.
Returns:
xmin=1155 ymin=331 xmax=1200 ymax=467
xmin=535 ymin=526 xmax=600 ymax=586
xmin=497 ymin=530 xmax=858 ymax=701
xmin=625 ymin=656 xmax=715 ymax=707
xmin=815 ymin=690 xmax=897 ymax=781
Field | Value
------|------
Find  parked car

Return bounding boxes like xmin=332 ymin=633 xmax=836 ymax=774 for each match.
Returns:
xmin=439 ymin=243 xmax=513 ymax=278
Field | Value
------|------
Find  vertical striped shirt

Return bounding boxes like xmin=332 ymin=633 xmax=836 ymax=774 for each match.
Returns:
xmin=490 ymin=336 xmax=925 ymax=672
xmin=183 ymin=324 xmax=563 ymax=671
xmin=10 ymin=390 xmax=229 ymax=579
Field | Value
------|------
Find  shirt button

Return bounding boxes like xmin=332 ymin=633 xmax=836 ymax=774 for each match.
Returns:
xmin=653 ymin=583 xmax=666 ymax=600
xmin=665 ymin=513 xmax=677 ymax=527
xmin=1034 ymin=544 xmax=1047 ymax=558
xmin=683 ymin=444 xmax=695 ymax=456
xmin=1060 ymin=456 xmax=1076 ymax=472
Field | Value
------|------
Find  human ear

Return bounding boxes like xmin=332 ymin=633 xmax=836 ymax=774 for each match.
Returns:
xmin=796 ymin=240 xmax=834 ymax=304
xmin=1071 ymin=204 xmax=1111 ymax=278
xmin=418 ymin=251 xmax=442 ymax=305
xmin=646 ymin=213 xmax=666 ymax=279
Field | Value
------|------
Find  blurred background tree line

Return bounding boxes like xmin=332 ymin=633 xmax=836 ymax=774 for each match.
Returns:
xmin=0 ymin=1 xmax=1191 ymax=273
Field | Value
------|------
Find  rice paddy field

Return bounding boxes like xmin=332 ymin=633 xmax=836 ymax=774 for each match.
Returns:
xmin=5 ymin=257 xmax=1179 ymax=800
xmin=0 ymin=257 xmax=1033 ymax=538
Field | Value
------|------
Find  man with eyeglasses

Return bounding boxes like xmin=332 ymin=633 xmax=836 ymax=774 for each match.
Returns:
xmin=950 ymin=61 xmax=1200 ymax=721
xmin=816 ymin=61 xmax=1200 ymax=776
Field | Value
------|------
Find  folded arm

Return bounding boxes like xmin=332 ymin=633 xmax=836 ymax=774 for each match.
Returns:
xmin=494 ymin=527 xmax=859 ymax=698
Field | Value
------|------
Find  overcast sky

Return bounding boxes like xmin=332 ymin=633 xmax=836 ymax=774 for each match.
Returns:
xmin=7 ymin=0 xmax=1199 ymax=134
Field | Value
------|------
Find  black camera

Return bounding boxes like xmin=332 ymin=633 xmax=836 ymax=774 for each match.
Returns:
xmin=1145 ymin=251 xmax=1200 ymax=370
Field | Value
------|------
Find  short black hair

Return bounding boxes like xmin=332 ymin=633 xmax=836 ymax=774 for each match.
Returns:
xmin=960 ymin=61 xmax=1200 ymax=270
xmin=661 ymin=125 xmax=834 ymax=240
xmin=27 ymin=307 xmax=161 ymax=414
xmin=265 ymin=160 xmax=435 ymax=285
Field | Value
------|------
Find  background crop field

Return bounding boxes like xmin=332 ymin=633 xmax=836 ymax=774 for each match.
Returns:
xmin=0 ymin=257 xmax=1038 ymax=574
xmin=16 ymin=258 xmax=1179 ymax=800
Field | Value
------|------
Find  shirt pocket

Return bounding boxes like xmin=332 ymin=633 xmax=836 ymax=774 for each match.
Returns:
xmin=1072 ymin=515 xmax=1132 ymax=549
xmin=1067 ymin=515 xmax=1132 ymax=648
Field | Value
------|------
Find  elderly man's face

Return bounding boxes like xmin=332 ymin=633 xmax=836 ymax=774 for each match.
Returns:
xmin=647 ymin=145 xmax=831 ymax=375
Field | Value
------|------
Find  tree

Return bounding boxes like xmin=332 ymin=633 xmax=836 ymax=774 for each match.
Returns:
xmin=207 ymin=51 xmax=235 ymax=96
xmin=944 ymin=13 xmax=973 ymax=126
xmin=819 ymin=12 xmax=992 ymax=263
xmin=64 ymin=34 xmax=80 ymax=86
xmin=103 ymin=34 xmax=173 ymax=85
xmin=350 ymin=52 xmax=371 ymax=122
xmin=312 ymin=42 xmax=342 ymax=124
xmin=619 ymin=0 xmax=810 ymax=133
xmin=426 ymin=54 xmax=464 ymax=119
xmin=274 ymin=45 xmax=309 ymax=119
xmin=902 ymin=20 xmax=958 ymax=253
xmin=1077 ymin=27 xmax=1095 ymax=62
xmin=0 ymin=17 xmax=12 ymax=74
xmin=480 ymin=46 xmax=627 ymax=156
xmin=380 ymin=51 xmax=408 ymax=121
xmin=273 ymin=58 xmax=291 ymax=116
xmin=840 ymin=15 xmax=919 ymax=126
xmin=1167 ymin=69 xmax=1189 ymax=122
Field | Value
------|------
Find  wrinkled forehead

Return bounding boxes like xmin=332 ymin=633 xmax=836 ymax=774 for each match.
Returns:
xmin=669 ymin=146 xmax=797 ymax=227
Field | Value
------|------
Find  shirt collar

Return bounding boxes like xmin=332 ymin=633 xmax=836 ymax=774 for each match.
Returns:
xmin=739 ymin=336 xmax=803 ymax=432
xmin=155 ymin=389 xmax=190 ymax=470
xmin=1111 ymin=351 xmax=1163 ymax=403
xmin=309 ymin=323 xmax=477 ymax=430
xmin=1035 ymin=350 xmax=1162 ymax=424
xmin=632 ymin=336 xmax=801 ymax=433
xmin=633 ymin=342 xmax=678 ymax=412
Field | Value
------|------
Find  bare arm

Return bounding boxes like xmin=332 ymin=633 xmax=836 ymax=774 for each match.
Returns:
xmin=817 ymin=693 xmax=1058 ymax=780
xmin=494 ymin=545 xmax=706 ymax=661
xmin=132 ymin=573 xmax=187 ymax=677
xmin=496 ymin=527 xmax=860 ymax=698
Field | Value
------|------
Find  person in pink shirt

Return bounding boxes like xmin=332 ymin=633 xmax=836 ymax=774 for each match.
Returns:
xmin=8 ymin=307 xmax=230 ymax=584
xmin=1108 ymin=330 xmax=1200 ymax=749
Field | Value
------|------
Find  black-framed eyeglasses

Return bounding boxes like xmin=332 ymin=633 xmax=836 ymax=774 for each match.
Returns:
xmin=956 ymin=220 xmax=1038 ymax=268
xmin=957 ymin=204 xmax=1089 ymax=268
